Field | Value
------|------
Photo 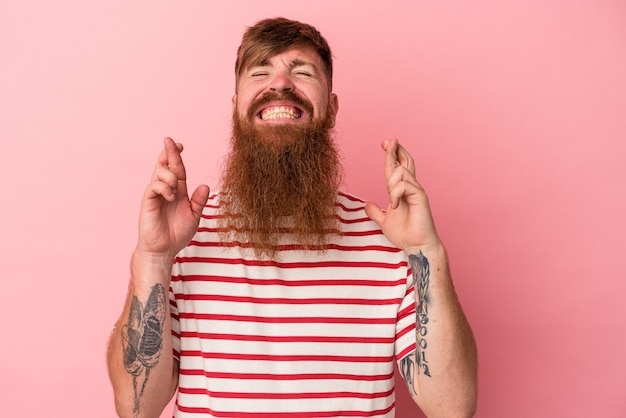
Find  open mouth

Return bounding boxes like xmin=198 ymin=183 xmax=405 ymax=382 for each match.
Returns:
xmin=259 ymin=106 xmax=303 ymax=121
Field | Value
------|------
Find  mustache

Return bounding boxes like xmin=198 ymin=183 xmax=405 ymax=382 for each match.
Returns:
xmin=246 ymin=90 xmax=315 ymax=120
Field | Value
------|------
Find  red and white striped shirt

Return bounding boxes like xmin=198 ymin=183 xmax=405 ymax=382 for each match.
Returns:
xmin=169 ymin=191 xmax=416 ymax=417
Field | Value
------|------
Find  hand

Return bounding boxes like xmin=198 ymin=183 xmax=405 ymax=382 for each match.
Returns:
xmin=364 ymin=138 xmax=441 ymax=254
xmin=136 ymin=137 xmax=210 ymax=260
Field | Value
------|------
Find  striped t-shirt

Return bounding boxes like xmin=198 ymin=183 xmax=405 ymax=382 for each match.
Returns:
xmin=169 ymin=191 xmax=417 ymax=417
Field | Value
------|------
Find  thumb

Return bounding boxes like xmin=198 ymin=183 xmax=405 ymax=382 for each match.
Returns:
xmin=190 ymin=184 xmax=211 ymax=218
xmin=364 ymin=202 xmax=385 ymax=227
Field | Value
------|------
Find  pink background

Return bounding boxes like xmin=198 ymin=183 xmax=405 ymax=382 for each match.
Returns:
xmin=2 ymin=1 xmax=625 ymax=417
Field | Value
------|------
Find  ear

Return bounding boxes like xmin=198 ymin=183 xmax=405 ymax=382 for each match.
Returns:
xmin=329 ymin=93 xmax=339 ymax=119
xmin=329 ymin=93 xmax=339 ymax=126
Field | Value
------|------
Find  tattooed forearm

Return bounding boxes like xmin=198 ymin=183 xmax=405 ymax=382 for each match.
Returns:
xmin=121 ymin=283 xmax=167 ymax=416
xmin=410 ymin=252 xmax=431 ymax=377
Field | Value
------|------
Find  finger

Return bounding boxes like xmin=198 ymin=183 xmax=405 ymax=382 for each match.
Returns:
xmin=160 ymin=137 xmax=187 ymax=181
xmin=151 ymin=166 xmax=179 ymax=190
xmin=156 ymin=137 xmax=183 ymax=167
xmin=388 ymin=180 xmax=425 ymax=209
xmin=190 ymin=185 xmax=211 ymax=218
xmin=382 ymin=138 xmax=400 ymax=179
xmin=395 ymin=142 xmax=415 ymax=175
xmin=385 ymin=164 xmax=421 ymax=208
xmin=382 ymin=138 xmax=416 ymax=175
xmin=387 ymin=166 xmax=422 ymax=194
xmin=145 ymin=164 xmax=181 ymax=202
xmin=389 ymin=181 xmax=410 ymax=210
xmin=144 ymin=179 xmax=178 ymax=202
xmin=364 ymin=202 xmax=386 ymax=227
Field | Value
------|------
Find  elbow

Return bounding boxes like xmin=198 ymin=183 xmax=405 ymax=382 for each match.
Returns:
xmin=424 ymin=403 xmax=477 ymax=418
xmin=113 ymin=401 xmax=131 ymax=418
xmin=444 ymin=386 xmax=478 ymax=418
xmin=450 ymin=395 xmax=478 ymax=418
xmin=420 ymin=387 xmax=478 ymax=418
xmin=113 ymin=394 xmax=137 ymax=418
xmin=453 ymin=399 xmax=477 ymax=418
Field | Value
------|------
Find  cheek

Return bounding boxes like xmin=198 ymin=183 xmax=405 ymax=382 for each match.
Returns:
xmin=235 ymin=95 xmax=252 ymax=116
xmin=314 ymin=98 xmax=330 ymax=118
xmin=306 ymin=88 xmax=330 ymax=117
xmin=235 ymin=85 xmax=257 ymax=111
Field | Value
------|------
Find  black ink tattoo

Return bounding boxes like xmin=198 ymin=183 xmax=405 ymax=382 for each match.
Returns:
xmin=122 ymin=284 xmax=167 ymax=417
xmin=400 ymin=352 xmax=418 ymax=397
xmin=410 ymin=252 xmax=431 ymax=377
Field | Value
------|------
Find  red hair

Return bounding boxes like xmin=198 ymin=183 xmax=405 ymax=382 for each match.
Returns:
xmin=234 ymin=17 xmax=333 ymax=91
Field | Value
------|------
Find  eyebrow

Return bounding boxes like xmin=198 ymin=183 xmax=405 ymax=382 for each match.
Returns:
xmin=290 ymin=58 xmax=315 ymax=69
xmin=253 ymin=57 xmax=318 ymax=71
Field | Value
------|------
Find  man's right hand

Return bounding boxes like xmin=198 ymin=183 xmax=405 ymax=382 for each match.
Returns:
xmin=135 ymin=137 xmax=210 ymax=263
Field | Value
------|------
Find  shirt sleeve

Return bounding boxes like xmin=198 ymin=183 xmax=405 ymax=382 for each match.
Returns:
xmin=395 ymin=262 xmax=416 ymax=362
xmin=169 ymin=260 xmax=181 ymax=361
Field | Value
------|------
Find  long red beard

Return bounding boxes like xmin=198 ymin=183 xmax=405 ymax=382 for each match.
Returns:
xmin=219 ymin=107 xmax=342 ymax=258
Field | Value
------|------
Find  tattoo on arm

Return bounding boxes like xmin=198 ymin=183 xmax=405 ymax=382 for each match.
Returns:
xmin=410 ymin=252 xmax=432 ymax=378
xmin=400 ymin=351 xmax=418 ymax=397
xmin=121 ymin=284 xmax=167 ymax=417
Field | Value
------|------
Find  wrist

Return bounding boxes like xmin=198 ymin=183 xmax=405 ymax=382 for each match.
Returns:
xmin=130 ymin=249 xmax=175 ymax=287
xmin=404 ymin=241 xmax=447 ymax=259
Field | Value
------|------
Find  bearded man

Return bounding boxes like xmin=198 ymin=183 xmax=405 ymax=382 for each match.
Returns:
xmin=107 ymin=17 xmax=477 ymax=418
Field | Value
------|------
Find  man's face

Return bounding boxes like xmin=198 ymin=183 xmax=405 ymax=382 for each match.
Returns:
xmin=221 ymin=47 xmax=341 ymax=258
xmin=232 ymin=46 xmax=338 ymax=128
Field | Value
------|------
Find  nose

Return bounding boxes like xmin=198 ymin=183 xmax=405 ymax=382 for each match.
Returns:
xmin=268 ymin=71 xmax=294 ymax=92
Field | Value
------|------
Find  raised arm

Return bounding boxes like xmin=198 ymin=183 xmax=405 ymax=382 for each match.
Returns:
xmin=107 ymin=137 xmax=210 ymax=417
xmin=365 ymin=138 xmax=477 ymax=417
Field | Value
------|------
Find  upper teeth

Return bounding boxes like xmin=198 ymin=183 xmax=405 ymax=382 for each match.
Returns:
xmin=261 ymin=106 xmax=301 ymax=120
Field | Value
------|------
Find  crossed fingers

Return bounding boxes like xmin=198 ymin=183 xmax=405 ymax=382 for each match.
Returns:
xmin=385 ymin=138 xmax=415 ymax=176
xmin=149 ymin=137 xmax=188 ymax=202
xmin=384 ymin=138 xmax=423 ymax=209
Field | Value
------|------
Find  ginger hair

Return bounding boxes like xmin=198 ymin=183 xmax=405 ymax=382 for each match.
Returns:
xmin=234 ymin=17 xmax=333 ymax=92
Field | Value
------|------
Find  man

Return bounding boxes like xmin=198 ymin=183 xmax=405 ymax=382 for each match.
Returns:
xmin=107 ymin=17 xmax=477 ymax=418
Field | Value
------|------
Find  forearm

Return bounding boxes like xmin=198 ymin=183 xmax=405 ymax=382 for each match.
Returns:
xmin=402 ymin=245 xmax=477 ymax=418
xmin=106 ymin=252 xmax=178 ymax=418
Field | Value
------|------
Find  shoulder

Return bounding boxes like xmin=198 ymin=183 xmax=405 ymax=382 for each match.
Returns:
xmin=335 ymin=190 xmax=382 ymax=235
xmin=200 ymin=191 xmax=225 ymax=214
xmin=335 ymin=190 xmax=367 ymax=212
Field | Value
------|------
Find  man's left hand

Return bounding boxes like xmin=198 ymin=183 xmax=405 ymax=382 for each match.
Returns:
xmin=365 ymin=138 xmax=442 ymax=254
